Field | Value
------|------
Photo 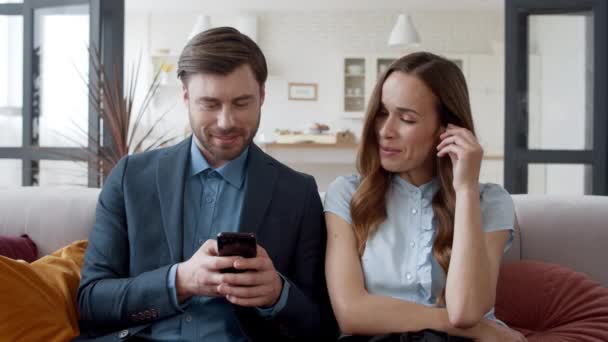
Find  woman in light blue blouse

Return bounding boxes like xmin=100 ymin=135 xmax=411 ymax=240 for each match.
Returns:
xmin=324 ymin=52 xmax=526 ymax=342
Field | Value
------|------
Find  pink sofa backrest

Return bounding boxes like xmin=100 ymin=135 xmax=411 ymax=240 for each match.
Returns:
xmin=506 ymin=195 xmax=608 ymax=286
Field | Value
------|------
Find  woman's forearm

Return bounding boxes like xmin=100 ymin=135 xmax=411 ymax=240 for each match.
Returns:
xmin=445 ymin=187 xmax=493 ymax=327
xmin=338 ymin=293 xmax=484 ymax=338
xmin=335 ymin=292 xmax=440 ymax=335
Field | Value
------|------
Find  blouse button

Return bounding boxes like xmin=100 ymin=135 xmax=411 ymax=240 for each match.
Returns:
xmin=406 ymin=273 xmax=413 ymax=280
xmin=411 ymin=209 xmax=417 ymax=214
xmin=409 ymin=241 xmax=415 ymax=247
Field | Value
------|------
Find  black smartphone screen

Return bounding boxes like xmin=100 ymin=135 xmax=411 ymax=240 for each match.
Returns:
xmin=217 ymin=232 xmax=257 ymax=273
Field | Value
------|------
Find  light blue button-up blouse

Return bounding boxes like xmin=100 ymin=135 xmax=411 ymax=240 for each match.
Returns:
xmin=324 ymin=174 xmax=515 ymax=326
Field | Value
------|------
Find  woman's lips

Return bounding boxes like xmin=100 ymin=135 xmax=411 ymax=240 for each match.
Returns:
xmin=379 ymin=145 xmax=401 ymax=157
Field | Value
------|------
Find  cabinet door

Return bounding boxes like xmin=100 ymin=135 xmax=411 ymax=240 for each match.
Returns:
xmin=343 ymin=57 xmax=366 ymax=113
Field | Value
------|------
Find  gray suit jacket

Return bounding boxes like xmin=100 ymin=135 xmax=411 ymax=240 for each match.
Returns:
xmin=76 ymin=137 xmax=338 ymax=341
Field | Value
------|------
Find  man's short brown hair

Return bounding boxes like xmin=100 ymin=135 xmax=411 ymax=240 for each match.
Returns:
xmin=177 ymin=27 xmax=268 ymax=86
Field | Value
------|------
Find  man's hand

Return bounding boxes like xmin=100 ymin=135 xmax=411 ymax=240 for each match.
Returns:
xmin=216 ymin=244 xmax=283 ymax=308
xmin=175 ymin=239 xmax=241 ymax=302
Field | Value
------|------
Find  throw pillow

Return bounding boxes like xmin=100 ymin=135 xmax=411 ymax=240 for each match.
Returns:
xmin=496 ymin=260 xmax=608 ymax=341
xmin=0 ymin=240 xmax=88 ymax=341
xmin=0 ymin=234 xmax=38 ymax=262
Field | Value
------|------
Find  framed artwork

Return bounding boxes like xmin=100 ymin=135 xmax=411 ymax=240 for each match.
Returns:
xmin=288 ymin=82 xmax=318 ymax=101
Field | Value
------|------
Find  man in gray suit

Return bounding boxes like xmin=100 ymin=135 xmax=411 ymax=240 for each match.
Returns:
xmin=77 ymin=27 xmax=337 ymax=341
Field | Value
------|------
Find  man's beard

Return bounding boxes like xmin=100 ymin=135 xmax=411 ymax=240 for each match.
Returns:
xmin=190 ymin=109 xmax=261 ymax=164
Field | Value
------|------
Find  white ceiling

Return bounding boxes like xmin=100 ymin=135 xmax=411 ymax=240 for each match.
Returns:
xmin=126 ymin=0 xmax=504 ymax=13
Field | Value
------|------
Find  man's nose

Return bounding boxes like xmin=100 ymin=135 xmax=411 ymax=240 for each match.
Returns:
xmin=217 ymin=107 xmax=235 ymax=129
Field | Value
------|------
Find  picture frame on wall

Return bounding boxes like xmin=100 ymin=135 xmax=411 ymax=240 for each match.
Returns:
xmin=288 ymin=82 xmax=318 ymax=101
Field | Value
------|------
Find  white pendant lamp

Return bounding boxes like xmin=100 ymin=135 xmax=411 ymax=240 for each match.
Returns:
xmin=388 ymin=13 xmax=420 ymax=47
xmin=188 ymin=15 xmax=212 ymax=41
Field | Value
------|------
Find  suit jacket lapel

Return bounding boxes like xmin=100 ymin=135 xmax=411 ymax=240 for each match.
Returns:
xmin=156 ymin=137 xmax=191 ymax=263
xmin=239 ymin=144 xmax=277 ymax=235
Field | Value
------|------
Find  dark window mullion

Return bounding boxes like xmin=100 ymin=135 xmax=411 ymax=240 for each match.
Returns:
xmin=88 ymin=0 xmax=100 ymax=187
xmin=592 ymin=0 xmax=608 ymax=195
xmin=505 ymin=2 xmax=529 ymax=194
xmin=0 ymin=147 xmax=90 ymax=161
xmin=30 ymin=0 xmax=88 ymax=9
xmin=22 ymin=0 xmax=34 ymax=186
xmin=517 ymin=150 xmax=595 ymax=164
xmin=0 ymin=4 xmax=22 ymax=15
xmin=92 ymin=0 xmax=123 ymax=185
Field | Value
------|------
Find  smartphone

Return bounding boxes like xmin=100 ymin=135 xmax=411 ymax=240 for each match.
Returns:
xmin=217 ymin=232 xmax=257 ymax=273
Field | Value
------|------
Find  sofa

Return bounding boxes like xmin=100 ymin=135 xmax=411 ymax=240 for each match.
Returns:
xmin=1 ymin=186 xmax=607 ymax=340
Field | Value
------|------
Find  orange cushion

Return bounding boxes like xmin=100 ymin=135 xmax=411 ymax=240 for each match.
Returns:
xmin=0 ymin=240 xmax=87 ymax=341
xmin=496 ymin=261 xmax=608 ymax=341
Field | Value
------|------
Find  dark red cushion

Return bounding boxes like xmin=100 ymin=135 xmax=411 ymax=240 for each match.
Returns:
xmin=0 ymin=234 xmax=38 ymax=262
xmin=496 ymin=261 xmax=608 ymax=341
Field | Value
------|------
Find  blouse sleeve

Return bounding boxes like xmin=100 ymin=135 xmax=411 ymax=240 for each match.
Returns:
xmin=479 ymin=183 xmax=516 ymax=252
xmin=323 ymin=174 xmax=359 ymax=225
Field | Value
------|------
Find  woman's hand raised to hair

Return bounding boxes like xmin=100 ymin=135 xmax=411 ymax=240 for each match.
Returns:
xmin=436 ymin=123 xmax=483 ymax=193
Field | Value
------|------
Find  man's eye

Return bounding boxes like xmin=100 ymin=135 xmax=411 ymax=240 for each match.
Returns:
xmin=201 ymin=103 xmax=218 ymax=110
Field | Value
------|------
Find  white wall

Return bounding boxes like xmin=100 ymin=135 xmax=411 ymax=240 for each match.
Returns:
xmin=125 ymin=10 xmax=507 ymax=190
xmin=259 ymin=11 xmax=503 ymax=142
xmin=127 ymin=10 xmax=503 ymax=136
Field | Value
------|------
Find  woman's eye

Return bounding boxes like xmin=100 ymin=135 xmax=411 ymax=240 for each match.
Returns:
xmin=400 ymin=119 xmax=416 ymax=124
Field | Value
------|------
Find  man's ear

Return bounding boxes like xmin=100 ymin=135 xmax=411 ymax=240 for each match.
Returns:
xmin=259 ymin=85 xmax=266 ymax=107
xmin=182 ymin=83 xmax=189 ymax=106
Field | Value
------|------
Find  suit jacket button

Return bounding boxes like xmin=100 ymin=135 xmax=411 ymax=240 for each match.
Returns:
xmin=118 ymin=329 xmax=129 ymax=338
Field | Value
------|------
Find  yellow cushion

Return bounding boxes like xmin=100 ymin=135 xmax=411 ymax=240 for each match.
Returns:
xmin=0 ymin=240 xmax=88 ymax=342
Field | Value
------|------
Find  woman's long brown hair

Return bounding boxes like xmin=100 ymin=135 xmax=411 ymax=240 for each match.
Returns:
xmin=351 ymin=52 xmax=475 ymax=306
